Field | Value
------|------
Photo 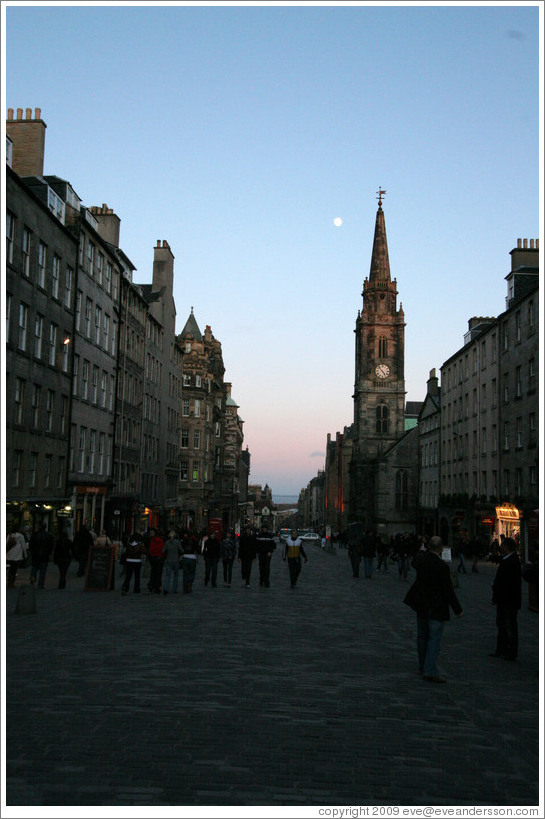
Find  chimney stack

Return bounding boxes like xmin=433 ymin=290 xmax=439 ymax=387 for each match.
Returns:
xmin=6 ymin=107 xmax=47 ymax=177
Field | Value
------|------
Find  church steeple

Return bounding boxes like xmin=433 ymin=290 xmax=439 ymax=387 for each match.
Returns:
xmin=369 ymin=188 xmax=391 ymax=282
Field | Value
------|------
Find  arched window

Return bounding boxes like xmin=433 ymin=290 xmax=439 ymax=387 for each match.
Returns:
xmin=378 ymin=335 xmax=388 ymax=358
xmin=376 ymin=404 xmax=389 ymax=433
xmin=396 ymin=470 xmax=408 ymax=511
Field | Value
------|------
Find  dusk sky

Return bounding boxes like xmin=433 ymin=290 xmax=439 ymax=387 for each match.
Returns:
xmin=3 ymin=2 xmax=541 ymax=498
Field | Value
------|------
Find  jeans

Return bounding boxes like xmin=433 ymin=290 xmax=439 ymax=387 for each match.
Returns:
xmin=398 ymin=556 xmax=410 ymax=579
xmin=377 ymin=554 xmax=390 ymax=572
xmin=416 ymin=615 xmax=445 ymax=677
xmin=30 ymin=561 xmax=49 ymax=588
xmin=163 ymin=561 xmax=179 ymax=593
xmin=223 ymin=558 xmax=234 ymax=584
xmin=363 ymin=557 xmax=374 ymax=578
xmin=457 ymin=553 xmax=468 ymax=573
xmin=182 ymin=557 xmax=197 ymax=592
xmin=204 ymin=556 xmax=219 ymax=586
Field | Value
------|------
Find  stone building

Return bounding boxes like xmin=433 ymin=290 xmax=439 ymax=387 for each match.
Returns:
xmin=348 ymin=194 xmax=420 ymax=537
xmin=417 ymin=369 xmax=442 ymax=538
xmin=437 ymin=239 xmax=539 ymax=556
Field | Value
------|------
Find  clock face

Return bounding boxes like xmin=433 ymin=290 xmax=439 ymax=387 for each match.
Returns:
xmin=375 ymin=364 xmax=390 ymax=379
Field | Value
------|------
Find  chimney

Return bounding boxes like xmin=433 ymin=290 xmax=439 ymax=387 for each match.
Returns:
xmin=6 ymin=107 xmax=47 ymax=177
xmin=88 ymin=204 xmax=121 ymax=247
xmin=427 ymin=368 xmax=440 ymax=397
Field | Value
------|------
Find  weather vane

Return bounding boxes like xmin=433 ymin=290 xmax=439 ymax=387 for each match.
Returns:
xmin=376 ymin=187 xmax=387 ymax=206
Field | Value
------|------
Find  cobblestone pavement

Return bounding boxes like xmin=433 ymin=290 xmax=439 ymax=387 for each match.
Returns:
xmin=4 ymin=543 xmax=542 ymax=812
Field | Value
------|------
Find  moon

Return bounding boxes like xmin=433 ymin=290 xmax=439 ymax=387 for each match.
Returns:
xmin=333 ymin=217 xmax=343 ymax=227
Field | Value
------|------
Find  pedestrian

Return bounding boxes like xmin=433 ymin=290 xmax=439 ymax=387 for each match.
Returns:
xmin=255 ymin=525 xmax=276 ymax=587
xmin=490 ymin=536 xmax=522 ymax=661
xmin=6 ymin=526 xmax=28 ymax=588
xmin=282 ymin=529 xmax=308 ymax=588
xmin=238 ymin=525 xmax=257 ymax=588
xmin=121 ymin=530 xmax=147 ymax=595
xmin=348 ymin=532 xmax=362 ymax=578
xmin=182 ymin=537 xmax=198 ymax=594
xmin=94 ymin=528 xmax=112 ymax=548
xmin=162 ymin=530 xmax=182 ymax=594
xmin=362 ymin=529 xmax=376 ymax=578
xmin=53 ymin=529 xmax=73 ymax=589
xmin=73 ymin=520 xmax=94 ymax=577
xmin=376 ymin=536 xmax=390 ymax=574
xmin=221 ymin=530 xmax=237 ymax=587
xmin=469 ymin=536 xmax=482 ymax=574
xmin=202 ymin=530 xmax=221 ymax=587
xmin=396 ymin=533 xmax=410 ymax=581
xmin=147 ymin=528 xmax=165 ymax=593
xmin=457 ymin=535 xmax=469 ymax=574
xmin=403 ymin=535 xmax=463 ymax=683
xmin=28 ymin=523 xmax=54 ymax=588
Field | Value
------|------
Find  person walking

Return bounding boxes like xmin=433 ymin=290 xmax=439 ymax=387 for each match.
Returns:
xmin=182 ymin=537 xmax=198 ymax=594
xmin=53 ymin=529 xmax=73 ymax=589
xmin=73 ymin=521 xmax=94 ymax=577
xmin=403 ymin=535 xmax=463 ymax=683
xmin=282 ymin=530 xmax=308 ymax=588
xmin=348 ymin=533 xmax=362 ymax=578
xmin=221 ymin=530 xmax=237 ymax=587
xmin=6 ymin=526 xmax=28 ymax=589
xmin=202 ymin=530 xmax=221 ymax=587
xmin=238 ymin=525 xmax=256 ymax=588
xmin=255 ymin=525 xmax=276 ymax=587
xmin=147 ymin=528 xmax=165 ymax=593
xmin=490 ymin=536 xmax=522 ymax=661
xmin=457 ymin=535 xmax=469 ymax=574
xmin=396 ymin=533 xmax=411 ymax=581
xmin=121 ymin=530 xmax=147 ymax=595
xmin=376 ymin=536 xmax=390 ymax=574
xmin=162 ymin=531 xmax=182 ymax=594
xmin=29 ymin=523 xmax=54 ymax=588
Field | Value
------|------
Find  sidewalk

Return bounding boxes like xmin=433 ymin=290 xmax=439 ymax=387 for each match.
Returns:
xmin=4 ymin=546 xmax=541 ymax=810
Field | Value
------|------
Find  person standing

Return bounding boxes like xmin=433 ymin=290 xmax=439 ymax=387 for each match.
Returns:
xmin=490 ymin=536 xmax=522 ymax=661
xmin=221 ymin=530 xmax=237 ymax=587
xmin=182 ymin=537 xmax=198 ymax=593
xmin=238 ymin=526 xmax=256 ymax=588
xmin=403 ymin=535 xmax=463 ymax=683
xmin=362 ymin=529 xmax=376 ymax=579
xmin=376 ymin=536 xmax=390 ymax=574
xmin=255 ymin=525 xmax=276 ymax=587
xmin=53 ymin=529 xmax=73 ymax=589
xmin=29 ymin=523 xmax=54 ymax=588
xmin=73 ymin=521 xmax=94 ymax=577
xmin=348 ymin=533 xmax=362 ymax=578
xmin=202 ymin=530 xmax=221 ymax=587
xmin=162 ymin=531 xmax=182 ymax=594
xmin=147 ymin=528 xmax=165 ymax=593
xmin=282 ymin=530 xmax=308 ymax=588
xmin=121 ymin=530 xmax=147 ymax=595
xmin=6 ymin=526 xmax=28 ymax=588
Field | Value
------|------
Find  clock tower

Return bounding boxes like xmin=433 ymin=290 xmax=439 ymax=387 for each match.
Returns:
xmin=349 ymin=191 xmax=407 ymax=526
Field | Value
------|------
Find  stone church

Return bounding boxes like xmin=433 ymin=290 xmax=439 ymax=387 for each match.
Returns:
xmin=348 ymin=193 xmax=421 ymax=537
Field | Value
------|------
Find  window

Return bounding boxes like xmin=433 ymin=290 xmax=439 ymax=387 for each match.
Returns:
xmin=180 ymin=460 xmax=188 ymax=481
xmin=515 ymin=366 xmax=522 ymax=398
xmin=94 ymin=306 xmax=102 ymax=345
xmin=109 ymin=375 xmax=115 ymax=411
xmin=492 ymin=425 xmax=497 ymax=453
xmin=89 ymin=429 xmax=96 ymax=474
xmin=472 ymin=348 xmax=477 ymax=373
xmin=395 ymin=470 xmax=408 ymax=511
xmin=481 ymin=340 xmax=486 ymax=368
xmin=528 ymin=300 xmax=535 ymax=329
xmin=85 ymin=298 xmax=92 ymax=337
xmin=87 ymin=241 xmax=95 ymax=273
xmin=32 ymin=385 xmax=41 ymax=429
xmin=60 ymin=395 xmax=68 ymax=435
xmin=473 ymin=389 xmax=477 ymax=414
xmin=34 ymin=314 xmax=43 ymax=359
xmin=482 ymin=428 xmax=487 ymax=454
xmin=195 ymin=399 xmax=201 ymax=417
xmin=18 ymin=303 xmax=28 ymax=351
xmin=75 ymin=290 xmax=82 ymax=331
xmin=15 ymin=378 xmax=25 ymax=424
xmin=98 ymin=433 xmax=105 ymax=475
xmin=12 ymin=450 xmax=22 ymax=487
xmin=515 ymin=311 xmax=521 ymax=343
xmin=103 ymin=314 xmax=110 ymax=350
xmin=46 ymin=390 xmax=54 ymax=432
xmin=65 ymin=266 xmax=73 ymax=309
xmin=516 ymin=417 xmax=522 ymax=449
xmin=215 ymin=422 xmax=221 ymax=438
xmin=482 ymin=384 xmax=487 ymax=411
xmin=196 ymin=374 xmax=202 ymax=387
xmin=376 ymin=404 xmax=389 ymax=434
xmin=6 ymin=211 xmax=15 ymax=263
xmin=78 ymin=427 xmax=87 ymax=473
xmin=29 ymin=453 xmax=38 ymax=488
xmin=49 ymin=323 xmax=57 ymax=366
xmin=22 ymin=227 xmax=31 ymax=276
xmin=528 ymin=358 xmax=536 ymax=390
xmin=182 ymin=399 xmax=190 ymax=416
xmin=92 ymin=366 xmax=99 ymax=404
xmin=44 ymin=455 xmax=52 ymax=488
xmin=192 ymin=461 xmax=199 ymax=481
xmin=503 ymin=422 xmax=509 ymax=451
xmin=183 ymin=374 xmax=191 ymax=387
xmin=491 ymin=334 xmax=497 ymax=361
xmin=6 ymin=293 xmax=11 ymax=343
xmin=180 ymin=429 xmax=189 ymax=448
xmin=82 ymin=360 xmax=89 ymax=399
xmin=378 ymin=335 xmax=388 ymax=357
xmin=193 ymin=430 xmax=201 ymax=449
xmin=73 ymin=355 xmax=79 ymax=395
xmin=105 ymin=261 xmax=112 ymax=293
xmin=97 ymin=252 xmax=104 ymax=285
xmin=38 ymin=241 xmax=47 ymax=288
xmin=503 ymin=470 xmax=509 ymax=495
xmin=52 ymin=254 xmax=61 ymax=299
xmin=530 ymin=466 xmax=536 ymax=486
xmin=503 ymin=375 xmax=509 ymax=403
xmin=100 ymin=371 xmax=107 ymax=408
xmin=491 ymin=378 xmax=497 ymax=406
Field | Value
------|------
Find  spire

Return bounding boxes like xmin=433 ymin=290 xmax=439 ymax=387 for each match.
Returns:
xmin=369 ymin=189 xmax=391 ymax=282
xmin=180 ymin=308 xmax=202 ymax=341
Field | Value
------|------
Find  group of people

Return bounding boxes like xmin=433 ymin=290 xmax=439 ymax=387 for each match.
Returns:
xmin=348 ymin=530 xmax=430 ymax=581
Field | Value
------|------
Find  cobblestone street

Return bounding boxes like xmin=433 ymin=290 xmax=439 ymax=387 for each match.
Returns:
xmin=4 ymin=543 xmax=541 ymax=813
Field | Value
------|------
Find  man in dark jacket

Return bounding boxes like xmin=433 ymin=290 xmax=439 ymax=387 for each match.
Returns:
xmin=238 ymin=526 xmax=256 ymax=588
xmin=490 ymin=536 xmax=522 ymax=660
xmin=29 ymin=523 xmax=54 ymax=588
xmin=404 ymin=536 xmax=463 ymax=683
xmin=73 ymin=521 xmax=94 ymax=577
xmin=203 ymin=530 xmax=221 ymax=588
xmin=255 ymin=525 xmax=276 ymax=588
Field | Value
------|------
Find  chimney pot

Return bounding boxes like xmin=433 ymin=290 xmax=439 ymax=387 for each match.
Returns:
xmin=530 ymin=239 xmax=534 ymax=248
xmin=156 ymin=240 xmax=161 ymax=247
xmin=523 ymin=238 xmax=528 ymax=248
xmin=16 ymin=108 xmax=23 ymax=119
xmin=517 ymin=238 xmax=522 ymax=248
xmin=25 ymin=108 xmax=32 ymax=119
xmin=35 ymin=108 xmax=41 ymax=119
xmin=7 ymin=108 xmax=13 ymax=119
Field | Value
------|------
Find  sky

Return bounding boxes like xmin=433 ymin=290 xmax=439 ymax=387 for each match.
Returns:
xmin=3 ymin=1 xmax=542 ymax=498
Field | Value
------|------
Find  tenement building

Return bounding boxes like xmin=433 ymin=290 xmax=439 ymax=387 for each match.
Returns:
xmin=437 ymin=239 xmax=539 ymax=557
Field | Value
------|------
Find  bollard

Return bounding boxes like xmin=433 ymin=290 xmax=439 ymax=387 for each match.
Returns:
xmin=14 ymin=584 xmax=37 ymax=614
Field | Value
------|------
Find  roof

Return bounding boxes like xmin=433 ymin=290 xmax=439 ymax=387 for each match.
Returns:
xmin=405 ymin=418 xmax=418 ymax=431
xmin=180 ymin=309 xmax=203 ymax=341
xmin=405 ymin=401 xmax=424 ymax=417
xmin=369 ymin=204 xmax=391 ymax=282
